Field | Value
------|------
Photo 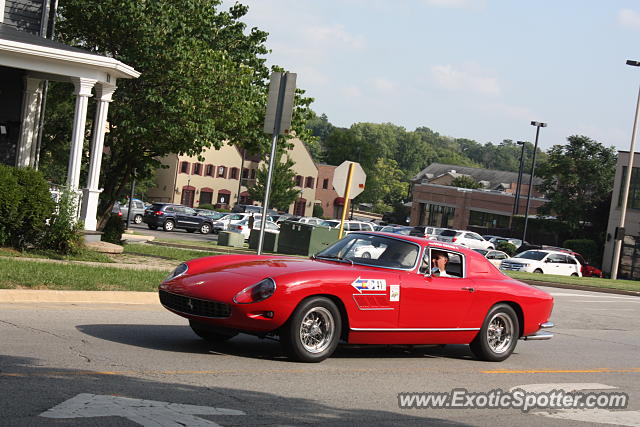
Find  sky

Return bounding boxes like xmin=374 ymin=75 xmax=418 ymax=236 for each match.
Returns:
xmin=224 ymin=0 xmax=640 ymax=151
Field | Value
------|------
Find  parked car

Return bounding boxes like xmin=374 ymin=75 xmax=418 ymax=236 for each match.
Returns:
xmin=554 ymin=249 xmax=604 ymax=278
xmin=212 ymin=212 xmax=274 ymax=233
xmin=438 ymin=229 xmax=494 ymax=250
xmin=232 ymin=204 xmax=278 ymax=216
xmin=195 ymin=209 xmax=227 ymax=221
xmin=228 ymin=219 xmax=280 ymax=240
xmin=297 ymin=217 xmax=324 ymax=226
xmin=473 ymin=248 xmax=510 ymax=268
xmin=379 ymin=225 xmax=413 ymax=235
xmin=488 ymin=236 xmax=526 ymax=249
xmin=159 ymin=232 xmax=554 ymax=362
xmin=500 ymin=249 xmax=582 ymax=276
xmin=142 ymin=203 xmax=214 ymax=234
xmin=319 ymin=220 xmax=375 ymax=232
xmin=111 ymin=199 xmax=146 ymax=224
xmin=409 ymin=226 xmax=446 ymax=239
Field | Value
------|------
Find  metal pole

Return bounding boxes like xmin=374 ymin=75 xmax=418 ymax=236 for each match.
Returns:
xmin=338 ymin=162 xmax=355 ymax=239
xmin=611 ymin=83 xmax=640 ymax=279
xmin=236 ymin=149 xmax=246 ymax=205
xmin=513 ymin=141 xmax=526 ymax=216
xmin=125 ymin=168 xmax=136 ymax=230
xmin=522 ymin=125 xmax=544 ymax=243
xmin=257 ymin=73 xmax=288 ymax=255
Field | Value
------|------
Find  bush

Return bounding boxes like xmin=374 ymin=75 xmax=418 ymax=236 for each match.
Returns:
xmin=102 ymin=213 xmax=125 ymax=244
xmin=40 ymin=188 xmax=83 ymax=255
xmin=563 ymin=239 xmax=598 ymax=264
xmin=197 ymin=203 xmax=216 ymax=210
xmin=0 ymin=165 xmax=56 ymax=250
xmin=496 ymin=241 xmax=517 ymax=256
xmin=313 ymin=204 xmax=324 ymax=219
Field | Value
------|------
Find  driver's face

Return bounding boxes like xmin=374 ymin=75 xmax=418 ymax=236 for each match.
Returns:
xmin=432 ymin=255 xmax=448 ymax=270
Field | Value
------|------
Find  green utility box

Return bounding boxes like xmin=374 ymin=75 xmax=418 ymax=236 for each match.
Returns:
xmin=248 ymin=230 xmax=279 ymax=252
xmin=217 ymin=231 xmax=245 ymax=248
xmin=277 ymin=221 xmax=341 ymax=256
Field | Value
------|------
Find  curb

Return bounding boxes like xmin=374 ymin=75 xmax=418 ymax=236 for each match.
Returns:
xmin=0 ymin=290 xmax=159 ymax=304
xmin=521 ymin=280 xmax=640 ymax=297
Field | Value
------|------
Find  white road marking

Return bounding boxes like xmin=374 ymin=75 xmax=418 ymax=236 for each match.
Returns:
xmin=509 ymin=383 xmax=617 ymax=393
xmin=40 ymin=393 xmax=245 ymax=426
xmin=537 ymin=409 xmax=640 ymax=426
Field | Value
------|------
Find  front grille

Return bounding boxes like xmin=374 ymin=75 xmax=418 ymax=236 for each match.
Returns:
xmin=159 ymin=290 xmax=231 ymax=318
xmin=500 ymin=262 xmax=524 ymax=271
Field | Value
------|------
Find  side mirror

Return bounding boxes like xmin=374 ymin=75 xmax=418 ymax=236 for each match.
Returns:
xmin=431 ymin=267 xmax=441 ymax=277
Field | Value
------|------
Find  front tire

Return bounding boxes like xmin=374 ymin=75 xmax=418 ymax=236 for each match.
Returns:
xmin=189 ymin=320 xmax=237 ymax=343
xmin=533 ymin=268 xmax=543 ymax=274
xmin=200 ymin=223 xmax=211 ymax=234
xmin=163 ymin=219 xmax=175 ymax=232
xmin=281 ymin=297 xmax=342 ymax=363
xmin=571 ymin=273 xmax=579 ymax=277
xmin=470 ymin=304 xmax=519 ymax=362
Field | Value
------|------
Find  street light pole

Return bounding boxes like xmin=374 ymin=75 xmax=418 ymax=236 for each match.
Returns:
xmin=611 ymin=59 xmax=640 ymax=280
xmin=512 ymin=141 xmax=527 ymax=220
xmin=522 ymin=121 xmax=547 ymax=244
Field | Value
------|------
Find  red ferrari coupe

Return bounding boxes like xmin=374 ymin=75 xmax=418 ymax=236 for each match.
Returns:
xmin=159 ymin=232 xmax=554 ymax=362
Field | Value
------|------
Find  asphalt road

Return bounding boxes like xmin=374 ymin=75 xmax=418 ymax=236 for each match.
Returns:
xmin=1 ymin=286 xmax=638 ymax=426
xmin=127 ymin=222 xmax=220 ymax=243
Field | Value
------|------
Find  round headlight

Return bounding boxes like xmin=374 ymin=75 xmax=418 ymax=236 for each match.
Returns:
xmin=164 ymin=263 xmax=188 ymax=282
xmin=233 ymin=278 xmax=276 ymax=304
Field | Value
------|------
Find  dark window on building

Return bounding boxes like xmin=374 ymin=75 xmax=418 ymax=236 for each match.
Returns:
xmin=618 ymin=166 xmax=640 ymax=209
xmin=192 ymin=163 xmax=202 ymax=175
xmin=200 ymin=190 xmax=213 ymax=205
xmin=230 ymin=168 xmax=239 ymax=179
xmin=217 ymin=166 xmax=227 ymax=178
xmin=322 ymin=178 xmax=329 ymax=189
xmin=419 ymin=203 xmax=455 ymax=228
xmin=180 ymin=161 xmax=190 ymax=173
xmin=250 ymin=169 xmax=256 ymax=179
xmin=242 ymin=168 xmax=249 ymax=179
xmin=295 ymin=175 xmax=303 ymax=187
xmin=469 ymin=210 xmax=510 ymax=228
xmin=305 ymin=177 xmax=314 ymax=188
xmin=205 ymin=165 xmax=214 ymax=176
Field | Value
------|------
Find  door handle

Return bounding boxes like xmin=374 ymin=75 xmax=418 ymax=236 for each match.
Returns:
xmin=461 ymin=287 xmax=475 ymax=292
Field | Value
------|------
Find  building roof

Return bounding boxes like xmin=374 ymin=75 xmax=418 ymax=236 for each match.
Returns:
xmin=0 ymin=23 xmax=87 ymax=54
xmin=413 ymin=163 xmax=543 ymax=188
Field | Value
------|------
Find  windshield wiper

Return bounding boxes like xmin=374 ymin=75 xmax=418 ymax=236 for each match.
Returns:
xmin=315 ymin=255 xmax=353 ymax=265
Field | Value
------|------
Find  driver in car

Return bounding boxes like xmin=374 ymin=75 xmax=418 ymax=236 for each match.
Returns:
xmin=431 ymin=250 xmax=454 ymax=277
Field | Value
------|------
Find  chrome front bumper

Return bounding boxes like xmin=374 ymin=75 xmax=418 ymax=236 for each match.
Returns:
xmin=522 ymin=321 xmax=554 ymax=341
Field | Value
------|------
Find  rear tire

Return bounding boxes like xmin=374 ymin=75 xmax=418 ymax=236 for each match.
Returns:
xmin=200 ymin=223 xmax=211 ymax=234
xmin=189 ymin=320 xmax=237 ymax=343
xmin=469 ymin=304 xmax=519 ymax=362
xmin=281 ymin=297 xmax=341 ymax=363
xmin=361 ymin=252 xmax=371 ymax=259
xmin=163 ymin=220 xmax=175 ymax=232
xmin=533 ymin=269 xmax=543 ymax=274
xmin=133 ymin=214 xmax=143 ymax=224
xmin=571 ymin=273 xmax=579 ymax=277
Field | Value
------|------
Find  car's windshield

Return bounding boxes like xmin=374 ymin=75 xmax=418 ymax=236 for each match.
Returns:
xmin=514 ymin=250 xmax=548 ymax=261
xmin=315 ymin=233 xmax=419 ymax=269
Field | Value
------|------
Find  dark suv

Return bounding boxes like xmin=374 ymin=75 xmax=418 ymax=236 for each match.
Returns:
xmin=143 ymin=203 xmax=213 ymax=234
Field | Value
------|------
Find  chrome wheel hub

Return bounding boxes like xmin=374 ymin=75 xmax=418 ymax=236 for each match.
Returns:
xmin=487 ymin=312 xmax=513 ymax=354
xmin=299 ymin=307 xmax=334 ymax=354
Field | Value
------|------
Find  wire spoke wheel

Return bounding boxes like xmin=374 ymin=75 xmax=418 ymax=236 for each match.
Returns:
xmin=486 ymin=313 xmax=513 ymax=354
xmin=299 ymin=307 xmax=334 ymax=354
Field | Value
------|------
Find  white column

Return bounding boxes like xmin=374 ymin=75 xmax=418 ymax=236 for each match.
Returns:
xmin=16 ymin=77 xmax=43 ymax=168
xmin=80 ymin=83 xmax=116 ymax=231
xmin=67 ymin=78 xmax=96 ymax=191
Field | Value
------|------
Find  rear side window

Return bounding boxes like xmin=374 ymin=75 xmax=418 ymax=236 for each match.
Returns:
xmin=440 ymin=229 xmax=457 ymax=237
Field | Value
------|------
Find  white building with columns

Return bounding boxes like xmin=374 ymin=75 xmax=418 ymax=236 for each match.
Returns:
xmin=0 ymin=17 xmax=139 ymax=231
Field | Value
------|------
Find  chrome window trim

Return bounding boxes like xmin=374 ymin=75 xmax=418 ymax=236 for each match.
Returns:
xmin=423 ymin=246 xmax=466 ymax=278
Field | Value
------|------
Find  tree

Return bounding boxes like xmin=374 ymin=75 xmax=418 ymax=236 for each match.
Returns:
xmin=248 ymin=153 xmax=301 ymax=212
xmin=451 ymin=175 xmax=482 ymax=189
xmin=44 ymin=0 xmax=315 ymax=227
xmin=360 ymin=158 xmax=408 ymax=214
xmin=537 ymin=135 xmax=617 ymax=232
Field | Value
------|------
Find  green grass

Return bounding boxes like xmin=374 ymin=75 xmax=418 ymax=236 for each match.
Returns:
xmin=0 ymin=247 xmax=114 ymax=263
xmin=0 ymin=258 xmax=167 ymax=291
xmin=123 ymin=243 xmax=223 ymax=262
xmin=505 ymin=271 xmax=640 ymax=292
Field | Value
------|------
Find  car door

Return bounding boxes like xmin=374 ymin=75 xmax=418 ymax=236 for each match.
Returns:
xmin=544 ymin=253 xmax=566 ymax=275
xmin=565 ymin=255 xmax=580 ymax=276
xmin=399 ymin=247 xmax=475 ymax=329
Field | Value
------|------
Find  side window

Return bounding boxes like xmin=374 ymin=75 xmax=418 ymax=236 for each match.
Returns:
xmin=165 ymin=206 xmax=174 ymax=213
xmin=184 ymin=208 xmax=196 ymax=215
xmin=567 ymin=256 xmax=577 ymax=265
xmin=426 ymin=249 xmax=464 ymax=278
xmin=547 ymin=254 xmax=563 ymax=263
xmin=173 ymin=206 xmax=185 ymax=214
xmin=495 ymin=252 xmax=507 ymax=260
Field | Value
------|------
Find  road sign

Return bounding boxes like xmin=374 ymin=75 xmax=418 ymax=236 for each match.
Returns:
xmin=263 ymin=72 xmax=297 ymax=135
xmin=41 ymin=393 xmax=246 ymax=426
xmin=333 ymin=161 xmax=366 ymax=198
